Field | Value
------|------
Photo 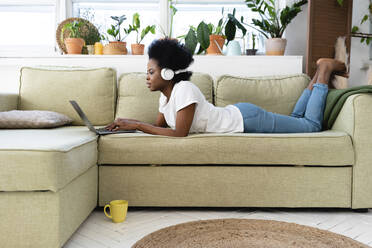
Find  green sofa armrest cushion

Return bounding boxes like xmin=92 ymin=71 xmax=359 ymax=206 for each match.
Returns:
xmin=19 ymin=67 xmax=117 ymax=126
xmin=0 ymin=92 xmax=18 ymax=111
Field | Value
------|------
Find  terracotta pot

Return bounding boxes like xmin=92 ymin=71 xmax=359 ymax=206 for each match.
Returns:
xmin=206 ymin=35 xmax=225 ymax=55
xmin=265 ymin=38 xmax=287 ymax=55
xmin=103 ymin=41 xmax=128 ymax=55
xmin=131 ymin=44 xmax=145 ymax=55
xmin=64 ymin=38 xmax=85 ymax=54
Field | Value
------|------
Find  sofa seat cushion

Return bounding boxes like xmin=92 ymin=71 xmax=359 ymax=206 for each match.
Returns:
xmin=0 ymin=127 xmax=97 ymax=192
xmin=98 ymin=130 xmax=354 ymax=166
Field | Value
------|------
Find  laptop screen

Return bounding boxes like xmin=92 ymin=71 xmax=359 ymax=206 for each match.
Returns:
xmin=69 ymin=100 xmax=97 ymax=133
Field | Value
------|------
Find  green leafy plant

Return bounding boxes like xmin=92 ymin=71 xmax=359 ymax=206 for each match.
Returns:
xmin=81 ymin=21 xmax=101 ymax=45
xmin=169 ymin=0 xmax=177 ymax=38
xmin=251 ymin=33 xmax=257 ymax=49
xmin=338 ymin=0 xmax=372 ymax=45
xmin=180 ymin=8 xmax=247 ymax=54
xmin=159 ymin=0 xmax=178 ymax=38
xmin=225 ymin=8 xmax=247 ymax=43
xmin=243 ymin=0 xmax=307 ymax=39
xmin=180 ymin=21 xmax=210 ymax=55
xmin=106 ymin=15 xmax=128 ymax=41
xmin=125 ymin=13 xmax=156 ymax=44
xmin=208 ymin=8 xmax=227 ymax=36
xmin=206 ymin=8 xmax=246 ymax=43
xmin=183 ymin=26 xmax=199 ymax=54
xmin=62 ymin=21 xmax=83 ymax=38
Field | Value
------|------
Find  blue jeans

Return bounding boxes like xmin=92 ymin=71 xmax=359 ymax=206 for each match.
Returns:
xmin=234 ymin=83 xmax=328 ymax=133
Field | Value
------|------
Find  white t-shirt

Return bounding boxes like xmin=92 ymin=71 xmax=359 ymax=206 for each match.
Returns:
xmin=159 ymin=81 xmax=244 ymax=133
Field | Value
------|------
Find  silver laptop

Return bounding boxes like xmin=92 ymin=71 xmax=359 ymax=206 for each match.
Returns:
xmin=69 ymin=100 xmax=135 ymax=135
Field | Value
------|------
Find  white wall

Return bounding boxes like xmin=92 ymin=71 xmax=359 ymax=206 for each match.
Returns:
xmin=285 ymin=0 xmax=370 ymax=86
xmin=284 ymin=4 xmax=308 ymax=73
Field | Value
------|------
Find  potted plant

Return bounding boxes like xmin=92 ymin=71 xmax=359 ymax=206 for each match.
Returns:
xmin=180 ymin=22 xmax=209 ymax=55
xmin=62 ymin=21 xmax=85 ymax=54
xmin=180 ymin=8 xmax=246 ymax=55
xmin=207 ymin=8 xmax=246 ymax=55
xmin=126 ymin=13 xmax=156 ymax=55
xmin=243 ymin=0 xmax=307 ymax=55
xmin=104 ymin=15 xmax=129 ymax=55
xmin=81 ymin=21 xmax=101 ymax=55
xmin=246 ymin=33 xmax=258 ymax=55
xmin=207 ymin=22 xmax=225 ymax=55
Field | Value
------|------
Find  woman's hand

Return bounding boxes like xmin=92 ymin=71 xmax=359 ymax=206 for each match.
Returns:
xmin=105 ymin=118 xmax=139 ymax=131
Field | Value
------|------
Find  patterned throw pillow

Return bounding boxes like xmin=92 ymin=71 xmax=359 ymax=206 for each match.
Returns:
xmin=0 ymin=110 xmax=73 ymax=129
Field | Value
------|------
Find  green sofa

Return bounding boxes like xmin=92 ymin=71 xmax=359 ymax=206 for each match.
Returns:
xmin=0 ymin=67 xmax=371 ymax=248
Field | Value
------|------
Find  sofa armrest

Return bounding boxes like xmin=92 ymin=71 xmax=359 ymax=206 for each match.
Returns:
xmin=0 ymin=92 xmax=18 ymax=111
xmin=331 ymin=93 xmax=372 ymax=209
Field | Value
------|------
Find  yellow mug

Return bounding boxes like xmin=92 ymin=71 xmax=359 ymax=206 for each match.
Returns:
xmin=104 ymin=200 xmax=128 ymax=223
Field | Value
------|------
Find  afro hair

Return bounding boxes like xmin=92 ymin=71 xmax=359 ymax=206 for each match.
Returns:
xmin=148 ymin=38 xmax=194 ymax=83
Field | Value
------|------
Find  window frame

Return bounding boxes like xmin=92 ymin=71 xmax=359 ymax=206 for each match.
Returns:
xmin=0 ymin=0 xmax=275 ymax=57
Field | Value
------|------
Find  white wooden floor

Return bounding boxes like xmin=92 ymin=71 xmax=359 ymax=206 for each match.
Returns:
xmin=63 ymin=207 xmax=372 ymax=248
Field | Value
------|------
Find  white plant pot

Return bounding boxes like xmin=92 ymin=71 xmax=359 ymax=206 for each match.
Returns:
xmin=86 ymin=45 xmax=95 ymax=55
xmin=265 ymin=38 xmax=287 ymax=56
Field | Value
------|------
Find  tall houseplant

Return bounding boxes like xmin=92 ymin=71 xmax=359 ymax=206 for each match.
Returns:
xmin=62 ymin=20 xmax=84 ymax=54
xmin=243 ymin=0 xmax=307 ymax=55
xmin=126 ymin=13 xmax=156 ymax=55
xmin=104 ymin=15 xmax=129 ymax=55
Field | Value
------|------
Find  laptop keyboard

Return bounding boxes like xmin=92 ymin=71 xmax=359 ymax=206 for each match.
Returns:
xmin=96 ymin=127 xmax=110 ymax=132
xmin=96 ymin=127 xmax=135 ymax=134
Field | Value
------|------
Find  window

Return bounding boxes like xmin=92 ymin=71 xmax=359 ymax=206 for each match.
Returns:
xmin=171 ymin=0 xmax=264 ymax=53
xmin=0 ymin=1 xmax=56 ymax=56
xmin=72 ymin=0 xmax=160 ymax=52
xmin=0 ymin=0 xmax=269 ymax=56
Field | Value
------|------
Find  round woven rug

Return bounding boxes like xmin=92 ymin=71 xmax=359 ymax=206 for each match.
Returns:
xmin=132 ymin=218 xmax=370 ymax=248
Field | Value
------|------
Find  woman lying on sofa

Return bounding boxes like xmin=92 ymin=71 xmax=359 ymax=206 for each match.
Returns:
xmin=105 ymin=38 xmax=347 ymax=137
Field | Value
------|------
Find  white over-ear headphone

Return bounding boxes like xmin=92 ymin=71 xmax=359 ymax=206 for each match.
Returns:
xmin=161 ymin=68 xmax=188 ymax=81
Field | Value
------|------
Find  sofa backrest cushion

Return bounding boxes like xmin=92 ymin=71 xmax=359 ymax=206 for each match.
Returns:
xmin=116 ymin=72 xmax=214 ymax=124
xmin=215 ymin=74 xmax=310 ymax=115
xmin=19 ymin=67 xmax=117 ymax=125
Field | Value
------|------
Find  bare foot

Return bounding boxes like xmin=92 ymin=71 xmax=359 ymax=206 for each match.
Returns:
xmin=316 ymin=58 xmax=347 ymax=74
xmin=316 ymin=58 xmax=347 ymax=87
